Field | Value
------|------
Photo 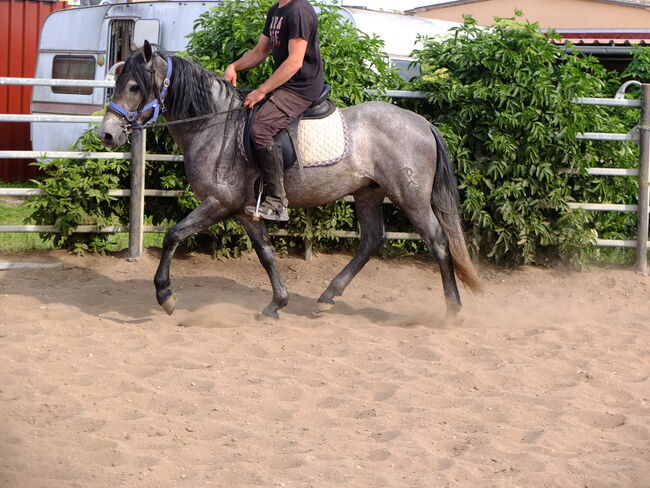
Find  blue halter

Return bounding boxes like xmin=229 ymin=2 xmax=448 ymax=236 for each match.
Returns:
xmin=107 ymin=56 xmax=173 ymax=132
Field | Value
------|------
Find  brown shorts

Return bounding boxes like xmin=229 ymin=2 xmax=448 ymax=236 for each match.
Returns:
xmin=250 ymin=88 xmax=313 ymax=148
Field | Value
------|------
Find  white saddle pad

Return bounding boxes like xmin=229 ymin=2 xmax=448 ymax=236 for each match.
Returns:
xmin=297 ymin=108 xmax=348 ymax=168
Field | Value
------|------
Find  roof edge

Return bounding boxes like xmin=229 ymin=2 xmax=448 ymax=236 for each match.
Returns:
xmin=406 ymin=0 xmax=650 ymax=14
xmin=405 ymin=0 xmax=489 ymax=14
xmin=593 ymin=0 xmax=650 ymax=9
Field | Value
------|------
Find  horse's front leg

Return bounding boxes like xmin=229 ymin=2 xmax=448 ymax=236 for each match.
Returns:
xmin=237 ymin=216 xmax=288 ymax=319
xmin=155 ymin=196 xmax=230 ymax=315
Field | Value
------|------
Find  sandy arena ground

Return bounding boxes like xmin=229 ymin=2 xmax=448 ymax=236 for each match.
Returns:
xmin=0 ymin=249 xmax=648 ymax=488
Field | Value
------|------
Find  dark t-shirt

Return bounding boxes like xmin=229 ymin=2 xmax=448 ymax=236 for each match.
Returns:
xmin=263 ymin=0 xmax=324 ymax=102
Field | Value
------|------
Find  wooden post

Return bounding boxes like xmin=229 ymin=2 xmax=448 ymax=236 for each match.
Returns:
xmin=128 ymin=129 xmax=146 ymax=261
xmin=304 ymin=208 xmax=313 ymax=261
xmin=637 ymin=85 xmax=650 ymax=276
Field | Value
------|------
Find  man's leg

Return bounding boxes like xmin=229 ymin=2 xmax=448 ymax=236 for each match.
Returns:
xmin=246 ymin=90 xmax=312 ymax=221
xmin=250 ymin=142 xmax=289 ymax=221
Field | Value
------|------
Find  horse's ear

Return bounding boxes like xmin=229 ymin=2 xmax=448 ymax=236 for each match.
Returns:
xmin=130 ymin=42 xmax=139 ymax=54
xmin=143 ymin=40 xmax=153 ymax=64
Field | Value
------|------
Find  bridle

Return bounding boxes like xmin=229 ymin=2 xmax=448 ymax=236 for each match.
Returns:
xmin=105 ymin=56 xmax=246 ymax=133
xmin=106 ymin=55 xmax=173 ymax=133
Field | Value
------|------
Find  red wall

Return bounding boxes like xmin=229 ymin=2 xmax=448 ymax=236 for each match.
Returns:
xmin=0 ymin=0 xmax=67 ymax=182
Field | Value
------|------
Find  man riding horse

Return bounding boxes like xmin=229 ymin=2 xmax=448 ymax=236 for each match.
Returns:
xmin=224 ymin=0 xmax=324 ymax=221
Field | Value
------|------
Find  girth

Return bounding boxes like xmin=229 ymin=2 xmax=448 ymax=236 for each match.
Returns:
xmin=243 ymin=84 xmax=336 ymax=170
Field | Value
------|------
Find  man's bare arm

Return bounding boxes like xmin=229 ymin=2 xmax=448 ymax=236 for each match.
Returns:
xmin=244 ymin=37 xmax=308 ymax=108
xmin=224 ymin=34 xmax=273 ymax=86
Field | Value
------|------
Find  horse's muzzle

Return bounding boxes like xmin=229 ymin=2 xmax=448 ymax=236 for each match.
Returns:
xmin=97 ymin=114 xmax=128 ymax=148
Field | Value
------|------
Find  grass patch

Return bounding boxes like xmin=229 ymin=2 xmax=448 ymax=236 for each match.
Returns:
xmin=0 ymin=198 xmax=54 ymax=251
xmin=0 ymin=181 xmax=164 ymax=252
xmin=107 ymin=228 xmax=165 ymax=252
xmin=593 ymin=247 xmax=636 ymax=265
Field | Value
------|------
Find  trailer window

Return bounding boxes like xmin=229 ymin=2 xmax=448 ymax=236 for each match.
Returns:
xmin=391 ymin=58 xmax=420 ymax=82
xmin=52 ymin=55 xmax=96 ymax=95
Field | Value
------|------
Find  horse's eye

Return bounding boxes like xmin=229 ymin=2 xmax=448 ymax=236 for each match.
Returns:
xmin=129 ymin=85 xmax=140 ymax=92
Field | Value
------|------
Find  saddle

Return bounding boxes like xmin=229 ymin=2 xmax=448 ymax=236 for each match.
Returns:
xmin=243 ymin=84 xmax=336 ymax=170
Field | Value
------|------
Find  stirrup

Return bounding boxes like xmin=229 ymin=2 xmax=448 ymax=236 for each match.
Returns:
xmin=245 ymin=201 xmax=289 ymax=222
xmin=245 ymin=191 xmax=289 ymax=222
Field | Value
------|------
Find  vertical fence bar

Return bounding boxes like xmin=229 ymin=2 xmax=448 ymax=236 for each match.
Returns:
xmin=637 ymin=85 xmax=650 ymax=275
xmin=128 ymin=129 xmax=146 ymax=261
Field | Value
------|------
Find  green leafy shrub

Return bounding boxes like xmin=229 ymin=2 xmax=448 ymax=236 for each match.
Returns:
xmin=29 ymin=129 xmax=129 ymax=253
xmin=186 ymin=0 xmax=402 ymax=106
xmin=555 ymin=47 xmax=645 ymax=264
xmin=410 ymin=13 xmax=638 ymax=266
xmin=29 ymin=0 xmax=401 ymax=256
xmin=29 ymin=7 xmax=646 ymax=266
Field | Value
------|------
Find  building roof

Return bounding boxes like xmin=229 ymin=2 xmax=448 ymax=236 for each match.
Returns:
xmin=550 ymin=28 xmax=650 ymax=54
xmin=405 ymin=0 xmax=650 ymax=53
xmin=598 ymin=0 xmax=650 ymax=6
xmin=406 ymin=0 xmax=650 ymax=14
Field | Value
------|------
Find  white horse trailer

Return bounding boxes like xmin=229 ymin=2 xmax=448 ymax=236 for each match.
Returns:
xmin=339 ymin=7 xmax=459 ymax=81
xmin=31 ymin=1 xmax=221 ymax=152
xmin=30 ymin=2 xmax=457 ymax=151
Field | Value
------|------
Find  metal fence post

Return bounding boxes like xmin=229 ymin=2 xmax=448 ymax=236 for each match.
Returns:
xmin=638 ymin=85 xmax=650 ymax=276
xmin=128 ymin=129 xmax=146 ymax=261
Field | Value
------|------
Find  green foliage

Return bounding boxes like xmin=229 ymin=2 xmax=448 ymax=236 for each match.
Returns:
xmin=28 ymin=1 xmax=401 ymax=257
xmin=623 ymin=46 xmax=650 ymax=82
xmin=184 ymin=0 xmax=401 ymax=255
xmin=186 ymin=0 xmax=402 ymax=106
xmin=410 ymin=13 xmax=637 ymax=266
xmin=26 ymin=8 xmax=647 ymax=267
xmin=29 ymin=129 xmax=129 ymax=253
xmin=0 ymin=181 xmax=53 ymax=251
xmin=568 ymin=47 xmax=647 ymax=255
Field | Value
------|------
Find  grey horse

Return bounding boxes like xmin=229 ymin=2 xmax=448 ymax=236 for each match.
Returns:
xmin=98 ymin=42 xmax=482 ymax=320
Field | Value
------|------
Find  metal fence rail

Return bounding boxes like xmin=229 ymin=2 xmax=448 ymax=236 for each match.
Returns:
xmin=0 ymin=77 xmax=114 ymax=87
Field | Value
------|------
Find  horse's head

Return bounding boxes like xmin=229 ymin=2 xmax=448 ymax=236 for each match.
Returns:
xmin=98 ymin=40 xmax=171 ymax=147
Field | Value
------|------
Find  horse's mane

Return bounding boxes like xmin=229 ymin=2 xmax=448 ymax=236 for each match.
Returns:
xmin=165 ymin=55 xmax=219 ymax=119
xmin=121 ymin=51 xmax=237 ymax=121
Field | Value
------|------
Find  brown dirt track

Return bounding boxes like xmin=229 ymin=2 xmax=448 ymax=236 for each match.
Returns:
xmin=0 ymin=249 xmax=649 ymax=488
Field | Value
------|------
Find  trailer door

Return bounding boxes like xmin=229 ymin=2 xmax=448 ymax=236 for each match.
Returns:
xmin=108 ymin=19 xmax=134 ymax=71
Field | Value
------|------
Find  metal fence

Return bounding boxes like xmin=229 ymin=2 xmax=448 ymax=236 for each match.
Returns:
xmin=1 ymin=77 xmax=649 ymax=274
xmin=572 ymin=80 xmax=650 ymax=275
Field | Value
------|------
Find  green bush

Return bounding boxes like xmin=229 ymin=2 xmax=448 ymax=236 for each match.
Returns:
xmin=410 ymin=13 xmax=640 ymax=266
xmin=28 ymin=7 xmax=647 ymax=266
xmin=29 ymin=129 xmax=129 ymax=254
xmin=29 ymin=0 xmax=401 ymax=257
xmin=185 ymin=0 xmax=402 ymax=106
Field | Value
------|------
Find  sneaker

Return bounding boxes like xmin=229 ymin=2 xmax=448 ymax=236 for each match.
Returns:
xmin=245 ymin=200 xmax=289 ymax=222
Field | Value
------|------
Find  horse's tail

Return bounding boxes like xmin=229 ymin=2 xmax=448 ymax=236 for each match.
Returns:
xmin=430 ymin=125 xmax=483 ymax=293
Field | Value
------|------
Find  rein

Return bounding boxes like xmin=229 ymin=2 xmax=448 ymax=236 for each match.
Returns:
xmin=145 ymin=106 xmax=246 ymax=130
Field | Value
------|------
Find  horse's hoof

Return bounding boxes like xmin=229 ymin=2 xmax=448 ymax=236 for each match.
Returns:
xmin=258 ymin=309 xmax=280 ymax=321
xmin=445 ymin=310 xmax=465 ymax=326
xmin=317 ymin=300 xmax=334 ymax=312
xmin=161 ymin=294 xmax=177 ymax=315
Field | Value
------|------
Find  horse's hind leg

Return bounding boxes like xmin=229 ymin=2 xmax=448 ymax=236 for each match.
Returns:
xmin=318 ymin=189 xmax=387 ymax=310
xmin=154 ymin=196 xmax=229 ymax=315
xmin=399 ymin=204 xmax=462 ymax=316
xmin=238 ymin=216 xmax=288 ymax=319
